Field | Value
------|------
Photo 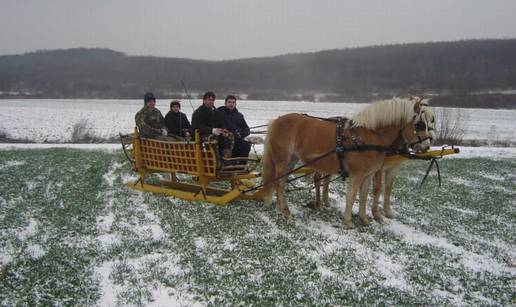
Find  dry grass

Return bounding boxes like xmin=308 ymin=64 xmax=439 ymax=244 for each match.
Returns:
xmin=70 ymin=119 xmax=117 ymax=143
xmin=433 ymin=107 xmax=467 ymax=146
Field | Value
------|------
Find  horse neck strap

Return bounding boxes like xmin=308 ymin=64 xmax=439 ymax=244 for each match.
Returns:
xmin=335 ymin=117 xmax=351 ymax=179
xmin=335 ymin=117 xmax=352 ymax=153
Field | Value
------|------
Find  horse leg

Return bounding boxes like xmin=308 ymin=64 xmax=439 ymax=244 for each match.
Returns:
xmin=274 ymin=161 xmax=292 ymax=220
xmin=384 ymin=168 xmax=399 ymax=218
xmin=372 ymin=170 xmax=384 ymax=222
xmin=343 ymin=175 xmax=361 ymax=229
xmin=322 ymin=174 xmax=330 ymax=207
xmin=358 ymin=174 xmax=373 ymax=226
xmin=311 ymin=172 xmax=322 ymax=208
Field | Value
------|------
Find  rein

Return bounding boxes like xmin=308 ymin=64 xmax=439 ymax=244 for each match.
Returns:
xmin=241 ymin=149 xmax=337 ymax=194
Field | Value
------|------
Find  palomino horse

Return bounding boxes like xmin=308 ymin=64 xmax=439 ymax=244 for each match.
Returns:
xmin=262 ymin=98 xmax=430 ymax=229
xmin=371 ymin=99 xmax=436 ymax=221
xmin=312 ymin=98 xmax=436 ymax=215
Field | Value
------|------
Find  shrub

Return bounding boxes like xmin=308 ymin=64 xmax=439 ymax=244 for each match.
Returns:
xmin=70 ymin=119 xmax=106 ymax=143
xmin=434 ymin=107 xmax=467 ymax=146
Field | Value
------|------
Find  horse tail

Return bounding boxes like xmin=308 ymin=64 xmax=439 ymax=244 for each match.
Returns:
xmin=262 ymin=120 xmax=276 ymax=205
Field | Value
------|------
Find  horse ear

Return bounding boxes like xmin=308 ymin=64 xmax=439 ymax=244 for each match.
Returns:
xmin=413 ymin=101 xmax=422 ymax=114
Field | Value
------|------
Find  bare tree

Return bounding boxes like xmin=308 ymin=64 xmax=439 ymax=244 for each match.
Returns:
xmin=434 ymin=107 xmax=468 ymax=145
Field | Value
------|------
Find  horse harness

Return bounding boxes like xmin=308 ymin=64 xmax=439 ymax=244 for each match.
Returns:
xmin=334 ymin=117 xmax=407 ymax=180
xmin=243 ymin=113 xmax=434 ymax=194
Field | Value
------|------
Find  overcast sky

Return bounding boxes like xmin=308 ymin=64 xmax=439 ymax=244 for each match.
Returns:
xmin=1 ymin=0 xmax=515 ymax=60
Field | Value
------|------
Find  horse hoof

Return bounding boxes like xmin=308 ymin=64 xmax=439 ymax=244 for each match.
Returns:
xmin=343 ymin=219 xmax=355 ymax=229
xmin=373 ymin=214 xmax=384 ymax=223
xmin=306 ymin=201 xmax=315 ymax=207
xmin=277 ymin=207 xmax=291 ymax=220
xmin=306 ymin=201 xmax=320 ymax=209
xmin=384 ymin=210 xmax=395 ymax=219
xmin=359 ymin=217 xmax=370 ymax=226
xmin=286 ymin=215 xmax=294 ymax=224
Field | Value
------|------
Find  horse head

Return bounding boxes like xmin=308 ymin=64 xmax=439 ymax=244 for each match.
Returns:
xmin=407 ymin=96 xmax=436 ymax=152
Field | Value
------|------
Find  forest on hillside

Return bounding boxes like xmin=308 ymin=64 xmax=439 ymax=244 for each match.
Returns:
xmin=1 ymin=39 xmax=515 ymax=108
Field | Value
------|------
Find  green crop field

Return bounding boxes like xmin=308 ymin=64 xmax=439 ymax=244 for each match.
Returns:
xmin=0 ymin=149 xmax=515 ymax=306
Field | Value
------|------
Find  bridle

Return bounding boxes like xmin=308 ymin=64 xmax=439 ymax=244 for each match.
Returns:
xmin=408 ymin=104 xmax=435 ymax=149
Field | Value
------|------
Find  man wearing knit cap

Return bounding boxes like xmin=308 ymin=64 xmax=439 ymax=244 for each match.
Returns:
xmin=135 ymin=92 xmax=167 ymax=138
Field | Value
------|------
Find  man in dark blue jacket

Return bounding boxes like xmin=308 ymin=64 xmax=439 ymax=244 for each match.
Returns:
xmin=217 ymin=95 xmax=251 ymax=158
xmin=191 ymin=91 xmax=234 ymax=158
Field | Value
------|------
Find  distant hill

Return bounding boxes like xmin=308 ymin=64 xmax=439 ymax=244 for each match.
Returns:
xmin=1 ymin=39 xmax=516 ymax=108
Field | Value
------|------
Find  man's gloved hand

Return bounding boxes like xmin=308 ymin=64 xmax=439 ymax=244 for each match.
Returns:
xmin=212 ymin=128 xmax=222 ymax=136
xmin=161 ymin=129 xmax=168 ymax=136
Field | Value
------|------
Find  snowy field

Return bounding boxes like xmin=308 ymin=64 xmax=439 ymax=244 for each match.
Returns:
xmin=0 ymin=99 xmax=515 ymax=144
xmin=0 ymin=149 xmax=514 ymax=305
xmin=0 ymin=99 xmax=515 ymax=305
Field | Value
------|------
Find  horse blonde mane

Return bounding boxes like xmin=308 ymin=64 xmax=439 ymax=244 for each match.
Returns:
xmin=351 ymin=97 xmax=417 ymax=130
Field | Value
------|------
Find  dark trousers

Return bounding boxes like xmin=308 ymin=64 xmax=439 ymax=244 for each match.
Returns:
xmin=232 ymin=138 xmax=251 ymax=158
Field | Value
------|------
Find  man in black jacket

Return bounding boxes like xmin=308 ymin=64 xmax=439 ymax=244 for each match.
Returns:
xmin=191 ymin=92 xmax=223 ymax=137
xmin=218 ymin=95 xmax=251 ymax=158
xmin=191 ymin=91 xmax=234 ymax=157
xmin=164 ymin=100 xmax=191 ymax=140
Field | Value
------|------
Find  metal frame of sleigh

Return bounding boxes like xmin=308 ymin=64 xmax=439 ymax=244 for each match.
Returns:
xmin=120 ymin=128 xmax=460 ymax=206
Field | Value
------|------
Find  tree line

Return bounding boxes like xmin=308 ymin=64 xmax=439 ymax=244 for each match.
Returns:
xmin=1 ymin=39 xmax=515 ymax=108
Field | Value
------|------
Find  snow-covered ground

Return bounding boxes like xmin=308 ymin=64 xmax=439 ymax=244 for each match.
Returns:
xmin=0 ymin=99 xmax=515 ymax=144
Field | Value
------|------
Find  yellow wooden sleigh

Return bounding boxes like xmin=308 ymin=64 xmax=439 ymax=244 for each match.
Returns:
xmin=121 ymin=129 xmax=265 ymax=205
xmin=120 ymin=129 xmax=459 ymax=206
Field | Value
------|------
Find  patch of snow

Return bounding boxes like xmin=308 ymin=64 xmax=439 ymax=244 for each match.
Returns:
xmin=17 ymin=218 xmax=38 ymax=241
xmin=0 ymin=143 xmax=121 ymax=150
xmin=443 ymin=206 xmax=477 ymax=215
xmin=0 ymin=241 xmax=15 ymax=267
xmin=451 ymin=177 xmax=476 ymax=188
xmin=103 ymin=162 xmax=123 ymax=187
xmin=149 ymin=224 xmax=165 ymax=241
xmin=299 ymin=219 xmax=412 ymax=291
xmin=97 ymin=233 xmax=122 ymax=249
xmin=446 ymin=146 xmax=516 ymax=159
xmin=222 ymin=237 xmax=237 ymax=252
xmin=121 ymin=173 xmax=139 ymax=184
xmin=478 ymin=172 xmax=506 ymax=181
xmin=96 ymin=261 xmax=118 ymax=307
xmin=194 ymin=237 xmax=206 ymax=252
xmin=0 ymin=160 xmax=26 ymax=170
xmin=256 ymin=212 xmax=283 ymax=237
xmin=149 ymin=286 xmax=204 ymax=307
xmin=432 ymin=288 xmax=464 ymax=306
xmin=97 ymin=212 xmax=115 ymax=233
xmin=386 ymin=220 xmax=514 ymax=276
xmin=25 ymin=244 xmax=45 ymax=259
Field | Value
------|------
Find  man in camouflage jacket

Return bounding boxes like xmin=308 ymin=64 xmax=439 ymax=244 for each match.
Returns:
xmin=135 ymin=92 xmax=167 ymax=138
